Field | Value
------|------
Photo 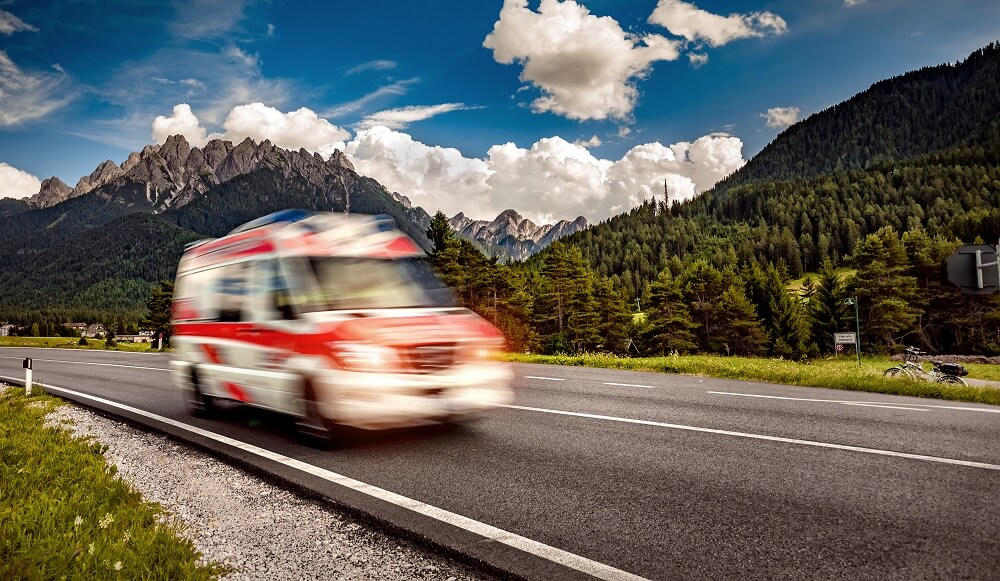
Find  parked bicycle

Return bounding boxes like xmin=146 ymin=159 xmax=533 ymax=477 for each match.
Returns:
xmin=883 ymin=346 xmax=969 ymax=386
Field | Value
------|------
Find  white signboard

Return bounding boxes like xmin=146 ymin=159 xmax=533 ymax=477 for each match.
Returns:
xmin=834 ymin=332 xmax=857 ymax=344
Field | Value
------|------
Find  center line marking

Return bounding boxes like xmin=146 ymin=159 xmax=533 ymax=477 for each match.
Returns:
xmin=0 ymin=355 xmax=168 ymax=372
xmin=1 ymin=377 xmax=648 ymax=581
xmin=497 ymin=404 xmax=1000 ymax=471
xmin=603 ymin=382 xmax=653 ymax=389
xmin=525 ymin=375 xmax=565 ymax=381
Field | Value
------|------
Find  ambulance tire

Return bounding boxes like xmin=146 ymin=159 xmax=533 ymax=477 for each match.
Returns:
xmin=188 ymin=367 xmax=215 ymax=418
xmin=295 ymin=378 xmax=338 ymax=448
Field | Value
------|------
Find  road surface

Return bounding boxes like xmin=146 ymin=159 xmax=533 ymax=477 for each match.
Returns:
xmin=2 ymin=347 xmax=998 ymax=580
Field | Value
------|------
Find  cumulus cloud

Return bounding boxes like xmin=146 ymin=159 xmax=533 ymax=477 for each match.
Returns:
xmin=220 ymin=103 xmax=350 ymax=156
xmin=357 ymin=103 xmax=478 ymax=130
xmin=150 ymin=101 xmax=745 ymax=224
xmin=761 ymin=106 xmax=800 ymax=128
xmin=0 ymin=51 xmax=75 ymax=126
xmin=0 ymin=9 xmax=37 ymax=35
xmin=483 ymin=0 xmax=680 ymax=121
xmin=648 ymin=0 xmax=787 ymax=47
xmin=573 ymin=135 xmax=602 ymax=148
xmin=152 ymin=103 xmax=209 ymax=146
xmin=151 ymin=102 xmax=350 ymax=157
xmin=344 ymin=126 xmax=744 ymax=224
xmin=0 ymin=162 xmax=41 ymax=199
xmin=688 ymin=52 xmax=709 ymax=67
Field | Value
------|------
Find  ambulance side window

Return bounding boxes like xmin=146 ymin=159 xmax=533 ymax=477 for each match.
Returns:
xmin=260 ymin=259 xmax=296 ymax=321
xmin=174 ymin=268 xmax=220 ymax=322
xmin=217 ymin=262 xmax=251 ymax=322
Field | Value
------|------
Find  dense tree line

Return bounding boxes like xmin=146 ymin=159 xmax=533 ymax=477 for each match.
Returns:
xmin=428 ymin=211 xmax=1000 ymax=357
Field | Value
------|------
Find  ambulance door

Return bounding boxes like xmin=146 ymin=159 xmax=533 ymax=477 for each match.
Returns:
xmin=240 ymin=258 xmax=301 ymax=415
xmin=203 ymin=260 xmax=260 ymax=405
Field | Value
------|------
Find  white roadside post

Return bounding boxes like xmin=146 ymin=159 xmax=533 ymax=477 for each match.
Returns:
xmin=23 ymin=357 xmax=32 ymax=395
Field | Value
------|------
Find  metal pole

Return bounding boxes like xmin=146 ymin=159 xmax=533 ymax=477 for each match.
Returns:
xmin=853 ymin=298 xmax=861 ymax=367
xmin=23 ymin=358 xmax=32 ymax=396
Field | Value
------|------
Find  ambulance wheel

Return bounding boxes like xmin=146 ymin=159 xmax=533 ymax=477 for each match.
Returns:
xmin=187 ymin=367 xmax=215 ymax=418
xmin=295 ymin=378 xmax=338 ymax=447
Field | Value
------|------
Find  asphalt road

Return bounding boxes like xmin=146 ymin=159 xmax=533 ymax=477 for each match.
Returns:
xmin=3 ymin=347 xmax=999 ymax=580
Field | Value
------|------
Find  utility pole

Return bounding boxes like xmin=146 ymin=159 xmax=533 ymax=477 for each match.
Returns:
xmin=844 ymin=297 xmax=861 ymax=367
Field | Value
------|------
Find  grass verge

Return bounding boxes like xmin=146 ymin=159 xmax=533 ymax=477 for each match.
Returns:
xmin=0 ymin=336 xmax=166 ymax=352
xmin=510 ymin=353 xmax=1000 ymax=406
xmin=0 ymin=385 xmax=228 ymax=580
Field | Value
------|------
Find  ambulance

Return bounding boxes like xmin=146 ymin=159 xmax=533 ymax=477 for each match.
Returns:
xmin=169 ymin=210 xmax=513 ymax=442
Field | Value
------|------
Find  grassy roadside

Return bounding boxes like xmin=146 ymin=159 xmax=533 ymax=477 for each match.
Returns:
xmin=0 ymin=336 xmax=165 ymax=352
xmin=0 ymin=385 xmax=228 ymax=580
xmin=510 ymin=353 xmax=1000 ymax=406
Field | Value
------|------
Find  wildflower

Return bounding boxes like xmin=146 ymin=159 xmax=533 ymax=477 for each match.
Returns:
xmin=121 ymin=531 xmax=131 ymax=543
xmin=99 ymin=513 xmax=113 ymax=528
xmin=88 ymin=543 xmax=95 ymax=555
xmin=74 ymin=516 xmax=83 ymax=527
xmin=113 ymin=561 xmax=122 ymax=571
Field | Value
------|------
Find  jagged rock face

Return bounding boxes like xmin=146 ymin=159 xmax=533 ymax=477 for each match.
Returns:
xmin=26 ymin=176 xmax=73 ymax=208
xmin=24 ymin=134 xmax=358 ymax=212
xmin=449 ymin=209 xmax=589 ymax=260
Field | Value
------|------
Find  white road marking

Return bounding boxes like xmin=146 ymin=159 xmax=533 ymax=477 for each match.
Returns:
xmin=841 ymin=402 xmax=928 ymax=411
xmin=525 ymin=375 xmax=566 ymax=381
xmin=0 ymin=355 xmax=168 ymax=373
xmin=603 ymin=382 xmax=654 ymax=389
xmin=708 ymin=391 xmax=1000 ymax=414
xmin=498 ymin=404 xmax=1000 ymax=471
xmin=0 ymin=376 xmax=648 ymax=581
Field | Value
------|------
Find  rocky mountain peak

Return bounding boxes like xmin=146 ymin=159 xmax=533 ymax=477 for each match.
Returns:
xmin=449 ymin=209 xmax=589 ymax=261
xmin=328 ymin=150 xmax=354 ymax=172
xmin=74 ymin=159 xmax=120 ymax=195
xmin=26 ymin=176 xmax=73 ymax=208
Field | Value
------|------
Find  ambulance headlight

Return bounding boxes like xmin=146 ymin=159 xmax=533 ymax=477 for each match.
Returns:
xmin=328 ymin=342 xmax=400 ymax=373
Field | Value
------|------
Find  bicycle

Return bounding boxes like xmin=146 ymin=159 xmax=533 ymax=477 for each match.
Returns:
xmin=883 ymin=347 xmax=968 ymax=386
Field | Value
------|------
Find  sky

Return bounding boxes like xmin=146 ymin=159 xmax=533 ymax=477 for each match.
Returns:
xmin=0 ymin=0 xmax=997 ymax=224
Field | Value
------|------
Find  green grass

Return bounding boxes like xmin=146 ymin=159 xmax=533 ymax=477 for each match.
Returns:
xmin=0 ymin=385 xmax=229 ymax=580
xmin=0 ymin=336 xmax=166 ymax=352
xmin=510 ymin=352 xmax=1000 ymax=406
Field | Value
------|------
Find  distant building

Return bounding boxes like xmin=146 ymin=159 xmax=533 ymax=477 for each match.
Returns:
xmin=63 ymin=322 xmax=88 ymax=335
xmin=83 ymin=323 xmax=106 ymax=338
xmin=117 ymin=334 xmax=150 ymax=343
xmin=0 ymin=323 xmax=12 ymax=337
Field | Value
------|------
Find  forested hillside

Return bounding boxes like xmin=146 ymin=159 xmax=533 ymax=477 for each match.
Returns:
xmin=717 ymin=42 xmax=1000 ymax=190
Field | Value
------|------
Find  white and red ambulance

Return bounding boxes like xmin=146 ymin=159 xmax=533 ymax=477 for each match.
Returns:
xmin=169 ymin=210 xmax=513 ymax=442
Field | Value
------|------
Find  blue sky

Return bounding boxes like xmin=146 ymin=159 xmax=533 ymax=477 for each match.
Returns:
xmin=0 ymin=0 xmax=997 ymax=223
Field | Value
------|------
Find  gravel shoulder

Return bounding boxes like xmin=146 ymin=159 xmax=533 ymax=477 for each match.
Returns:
xmin=44 ymin=403 xmax=497 ymax=581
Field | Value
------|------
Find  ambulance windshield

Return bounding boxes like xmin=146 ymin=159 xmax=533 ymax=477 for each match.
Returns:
xmin=295 ymin=257 xmax=455 ymax=312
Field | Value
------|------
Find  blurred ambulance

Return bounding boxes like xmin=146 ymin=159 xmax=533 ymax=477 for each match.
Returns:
xmin=169 ymin=210 xmax=513 ymax=443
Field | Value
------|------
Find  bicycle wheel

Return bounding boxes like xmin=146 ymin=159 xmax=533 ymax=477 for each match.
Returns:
xmin=883 ymin=367 xmax=905 ymax=378
xmin=935 ymin=374 xmax=968 ymax=386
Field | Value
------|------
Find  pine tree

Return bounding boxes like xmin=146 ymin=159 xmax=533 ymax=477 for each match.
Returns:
xmin=849 ymin=227 xmax=920 ymax=350
xmin=646 ymin=269 xmax=697 ymax=354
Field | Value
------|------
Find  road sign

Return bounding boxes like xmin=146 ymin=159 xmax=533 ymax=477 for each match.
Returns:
xmin=947 ymin=244 xmax=999 ymax=294
xmin=834 ymin=332 xmax=856 ymax=344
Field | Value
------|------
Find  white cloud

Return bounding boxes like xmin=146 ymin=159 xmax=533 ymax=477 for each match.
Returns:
xmin=152 ymin=103 xmax=209 ymax=146
xmin=149 ymin=101 xmax=745 ymax=224
xmin=483 ymin=0 xmax=680 ymax=121
xmin=220 ymin=103 xmax=350 ymax=156
xmin=343 ymin=126 xmax=744 ymax=224
xmin=761 ymin=106 xmax=800 ymax=128
xmin=844 ymin=0 xmax=866 ymax=6
xmin=322 ymin=79 xmax=418 ymax=119
xmin=152 ymin=102 xmax=350 ymax=157
xmin=0 ymin=9 xmax=37 ymax=35
xmin=225 ymin=46 xmax=259 ymax=69
xmin=648 ymin=0 xmax=787 ymax=48
xmin=0 ymin=51 xmax=75 ymax=126
xmin=573 ymin=135 xmax=602 ymax=148
xmin=688 ymin=52 xmax=709 ymax=67
xmin=346 ymin=60 xmax=397 ymax=75
xmin=170 ymin=0 xmax=248 ymax=41
xmin=0 ymin=162 xmax=41 ymax=199
xmin=357 ymin=103 xmax=478 ymax=130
